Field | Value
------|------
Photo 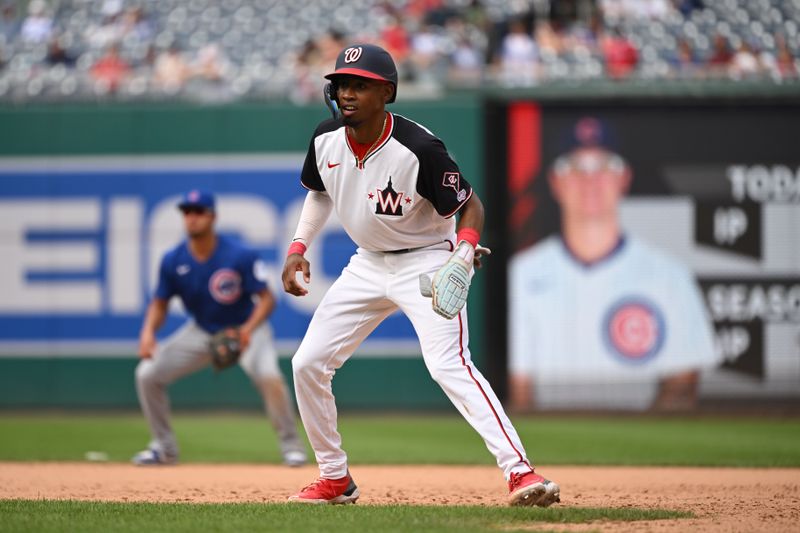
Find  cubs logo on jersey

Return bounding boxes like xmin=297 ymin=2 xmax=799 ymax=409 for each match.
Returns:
xmin=374 ymin=176 xmax=407 ymax=216
xmin=603 ymin=297 xmax=666 ymax=363
xmin=208 ymin=268 xmax=242 ymax=304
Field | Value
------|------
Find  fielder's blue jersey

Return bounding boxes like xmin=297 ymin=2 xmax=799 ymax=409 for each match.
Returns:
xmin=155 ymin=236 xmax=268 ymax=334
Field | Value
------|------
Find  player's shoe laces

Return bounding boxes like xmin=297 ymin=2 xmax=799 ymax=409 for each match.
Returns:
xmin=131 ymin=448 xmax=177 ymax=466
xmin=508 ymin=470 xmax=560 ymax=507
xmin=288 ymin=473 xmax=360 ymax=504
xmin=283 ymin=450 xmax=308 ymax=467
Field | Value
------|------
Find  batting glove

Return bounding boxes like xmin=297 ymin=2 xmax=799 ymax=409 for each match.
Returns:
xmin=419 ymin=240 xmax=474 ymax=320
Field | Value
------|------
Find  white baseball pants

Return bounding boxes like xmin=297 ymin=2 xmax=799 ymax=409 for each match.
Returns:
xmin=292 ymin=245 xmax=533 ymax=480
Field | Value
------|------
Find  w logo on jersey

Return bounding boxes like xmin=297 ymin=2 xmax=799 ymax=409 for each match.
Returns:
xmin=603 ymin=297 xmax=665 ymax=363
xmin=209 ymin=268 xmax=242 ymax=304
xmin=375 ymin=177 xmax=404 ymax=216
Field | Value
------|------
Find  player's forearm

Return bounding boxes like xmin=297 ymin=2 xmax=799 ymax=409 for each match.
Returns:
xmin=455 ymin=194 xmax=485 ymax=235
xmin=140 ymin=299 xmax=168 ymax=334
xmin=241 ymin=290 xmax=274 ymax=333
xmin=448 ymin=194 xmax=485 ymax=266
xmin=291 ymin=190 xmax=334 ymax=250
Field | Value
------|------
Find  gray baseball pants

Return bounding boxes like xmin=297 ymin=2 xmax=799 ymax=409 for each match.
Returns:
xmin=135 ymin=321 xmax=304 ymax=461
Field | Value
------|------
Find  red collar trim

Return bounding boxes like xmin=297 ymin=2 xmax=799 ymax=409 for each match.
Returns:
xmin=346 ymin=112 xmax=394 ymax=169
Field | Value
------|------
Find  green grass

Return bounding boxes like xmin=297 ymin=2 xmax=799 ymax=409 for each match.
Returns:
xmin=0 ymin=500 xmax=691 ymax=533
xmin=1 ymin=413 xmax=799 ymax=466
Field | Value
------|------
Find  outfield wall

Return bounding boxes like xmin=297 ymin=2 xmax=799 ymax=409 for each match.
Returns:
xmin=0 ymin=100 xmax=483 ymax=410
xmin=2 ymin=92 xmax=798 ymax=411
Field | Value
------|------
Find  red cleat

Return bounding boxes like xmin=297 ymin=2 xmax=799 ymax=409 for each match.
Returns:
xmin=288 ymin=473 xmax=360 ymax=505
xmin=508 ymin=470 xmax=561 ymax=507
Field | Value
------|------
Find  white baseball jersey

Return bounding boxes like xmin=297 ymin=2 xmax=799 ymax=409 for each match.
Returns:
xmin=300 ymin=112 xmax=472 ymax=251
xmin=292 ymin=112 xmax=537 ymax=481
xmin=509 ymin=234 xmax=718 ymax=410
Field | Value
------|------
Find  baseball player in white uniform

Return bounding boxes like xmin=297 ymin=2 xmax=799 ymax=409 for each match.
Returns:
xmin=509 ymin=140 xmax=718 ymax=411
xmin=281 ymin=44 xmax=559 ymax=507
xmin=133 ymin=190 xmax=307 ymax=467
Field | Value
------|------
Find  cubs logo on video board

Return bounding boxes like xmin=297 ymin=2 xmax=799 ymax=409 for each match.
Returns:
xmin=603 ymin=297 xmax=666 ymax=363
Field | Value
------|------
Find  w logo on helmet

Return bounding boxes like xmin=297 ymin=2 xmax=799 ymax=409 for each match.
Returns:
xmin=344 ymin=47 xmax=363 ymax=63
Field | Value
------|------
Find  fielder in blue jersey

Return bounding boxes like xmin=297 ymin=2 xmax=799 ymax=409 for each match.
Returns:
xmin=133 ymin=189 xmax=307 ymax=466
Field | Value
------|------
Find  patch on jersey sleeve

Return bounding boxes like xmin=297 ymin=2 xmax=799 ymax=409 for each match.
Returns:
xmin=602 ymin=297 xmax=666 ymax=363
xmin=373 ymin=176 xmax=407 ymax=216
xmin=442 ymin=172 xmax=460 ymax=192
xmin=209 ymin=268 xmax=242 ymax=304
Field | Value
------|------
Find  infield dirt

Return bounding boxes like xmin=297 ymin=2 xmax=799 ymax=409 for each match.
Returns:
xmin=1 ymin=463 xmax=798 ymax=532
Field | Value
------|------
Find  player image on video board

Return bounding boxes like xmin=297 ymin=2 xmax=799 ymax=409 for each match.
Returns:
xmin=508 ymin=117 xmax=719 ymax=412
xmin=503 ymin=103 xmax=800 ymax=411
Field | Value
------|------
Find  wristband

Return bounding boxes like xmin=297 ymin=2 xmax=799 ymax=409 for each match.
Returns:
xmin=456 ymin=228 xmax=480 ymax=249
xmin=287 ymin=241 xmax=307 ymax=257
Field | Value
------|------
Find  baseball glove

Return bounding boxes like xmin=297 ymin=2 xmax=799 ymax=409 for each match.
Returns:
xmin=208 ymin=328 xmax=242 ymax=371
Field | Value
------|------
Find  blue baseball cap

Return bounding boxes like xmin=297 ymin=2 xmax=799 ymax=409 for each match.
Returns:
xmin=325 ymin=44 xmax=398 ymax=103
xmin=177 ymin=189 xmax=215 ymax=211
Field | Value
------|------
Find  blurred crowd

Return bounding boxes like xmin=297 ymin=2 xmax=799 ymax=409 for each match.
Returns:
xmin=0 ymin=0 xmax=798 ymax=103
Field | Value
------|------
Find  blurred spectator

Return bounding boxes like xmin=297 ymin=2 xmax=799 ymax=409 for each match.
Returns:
xmin=86 ymin=10 xmax=125 ymax=50
xmin=0 ymin=1 xmax=20 ymax=43
xmin=153 ymin=44 xmax=192 ymax=93
xmin=463 ymin=0 xmax=490 ymax=32
xmin=601 ymin=27 xmax=638 ymax=79
xmin=535 ymin=20 xmax=565 ymax=58
xmin=761 ymin=34 xmax=798 ymax=81
xmin=120 ymin=6 xmax=155 ymax=43
xmin=442 ymin=13 xmax=483 ymax=84
xmin=729 ymin=40 xmax=764 ymax=79
xmin=186 ymin=43 xmax=234 ymax=102
xmin=192 ymin=43 xmax=231 ymax=83
xmin=380 ymin=14 xmax=411 ymax=66
xmin=669 ymin=38 xmax=701 ymax=78
xmin=289 ymin=38 xmax=323 ymax=104
xmin=706 ymin=33 xmax=733 ymax=76
xmin=409 ymin=24 xmax=446 ymax=84
xmin=91 ymin=43 xmax=131 ymax=92
xmin=405 ymin=0 xmax=445 ymax=24
xmin=316 ymin=29 xmax=347 ymax=68
xmin=46 ymin=36 xmax=76 ymax=67
xmin=19 ymin=0 xmax=53 ymax=43
xmin=565 ymin=12 xmax=603 ymax=55
xmin=673 ymin=0 xmax=704 ymax=17
xmin=600 ymin=0 xmax=674 ymax=21
xmin=498 ymin=17 xmax=539 ymax=86
xmin=448 ymin=33 xmax=483 ymax=85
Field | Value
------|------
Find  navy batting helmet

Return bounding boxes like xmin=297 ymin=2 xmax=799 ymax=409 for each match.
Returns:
xmin=325 ymin=44 xmax=398 ymax=103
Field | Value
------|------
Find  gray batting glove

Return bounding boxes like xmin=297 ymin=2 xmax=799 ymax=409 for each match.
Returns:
xmin=419 ymin=241 xmax=473 ymax=319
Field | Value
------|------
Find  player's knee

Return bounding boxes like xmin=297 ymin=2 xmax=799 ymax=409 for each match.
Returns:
xmin=426 ymin=365 xmax=445 ymax=385
xmin=292 ymin=353 xmax=320 ymax=382
xmin=135 ymin=359 xmax=158 ymax=386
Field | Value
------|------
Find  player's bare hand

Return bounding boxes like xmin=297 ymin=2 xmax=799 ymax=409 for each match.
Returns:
xmin=236 ymin=327 xmax=252 ymax=352
xmin=138 ymin=330 xmax=157 ymax=359
xmin=474 ymin=244 xmax=492 ymax=269
xmin=282 ymin=254 xmax=311 ymax=296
